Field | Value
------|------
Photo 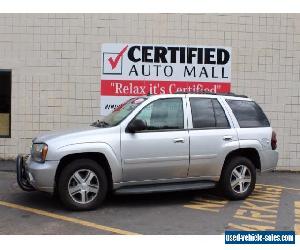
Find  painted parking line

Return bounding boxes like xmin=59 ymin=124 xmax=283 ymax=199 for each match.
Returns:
xmin=183 ymin=183 xmax=300 ymax=214
xmin=257 ymin=183 xmax=300 ymax=192
xmin=183 ymin=183 xmax=300 ymax=232
xmin=227 ymin=184 xmax=283 ymax=231
xmin=0 ymin=200 xmax=140 ymax=235
xmin=184 ymin=195 xmax=228 ymax=212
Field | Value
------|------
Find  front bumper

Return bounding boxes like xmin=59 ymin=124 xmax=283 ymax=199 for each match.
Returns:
xmin=16 ymin=154 xmax=35 ymax=191
xmin=16 ymin=154 xmax=59 ymax=193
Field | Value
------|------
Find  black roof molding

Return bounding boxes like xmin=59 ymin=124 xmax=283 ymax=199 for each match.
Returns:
xmin=174 ymin=91 xmax=248 ymax=98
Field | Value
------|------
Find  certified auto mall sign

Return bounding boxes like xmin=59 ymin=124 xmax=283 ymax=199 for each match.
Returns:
xmin=100 ymin=43 xmax=231 ymax=115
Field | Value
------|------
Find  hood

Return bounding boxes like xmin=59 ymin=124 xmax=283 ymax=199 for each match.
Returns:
xmin=34 ymin=126 xmax=97 ymax=142
xmin=33 ymin=125 xmax=116 ymax=148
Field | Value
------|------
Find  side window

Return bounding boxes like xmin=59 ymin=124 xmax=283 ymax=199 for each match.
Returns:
xmin=190 ymin=98 xmax=230 ymax=129
xmin=190 ymin=98 xmax=215 ymax=128
xmin=226 ymin=100 xmax=270 ymax=128
xmin=212 ymin=99 xmax=230 ymax=128
xmin=134 ymin=98 xmax=184 ymax=131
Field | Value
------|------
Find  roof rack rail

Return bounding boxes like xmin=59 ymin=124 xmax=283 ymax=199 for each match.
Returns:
xmin=174 ymin=91 xmax=248 ymax=98
xmin=175 ymin=91 xmax=216 ymax=95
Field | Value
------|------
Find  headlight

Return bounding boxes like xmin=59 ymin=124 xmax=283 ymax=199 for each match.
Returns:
xmin=31 ymin=143 xmax=48 ymax=163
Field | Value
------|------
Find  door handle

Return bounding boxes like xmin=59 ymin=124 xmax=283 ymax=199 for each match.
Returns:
xmin=173 ymin=138 xmax=185 ymax=143
xmin=223 ymin=135 xmax=233 ymax=141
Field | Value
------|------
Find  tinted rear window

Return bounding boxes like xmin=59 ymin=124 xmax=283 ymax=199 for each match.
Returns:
xmin=212 ymin=99 xmax=230 ymax=128
xmin=226 ymin=100 xmax=270 ymax=128
xmin=190 ymin=98 xmax=230 ymax=129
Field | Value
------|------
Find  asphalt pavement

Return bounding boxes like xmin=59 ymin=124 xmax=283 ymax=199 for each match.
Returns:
xmin=0 ymin=163 xmax=299 ymax=235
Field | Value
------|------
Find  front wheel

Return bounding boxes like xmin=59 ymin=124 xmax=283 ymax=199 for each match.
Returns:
xmin=219 ymin=156 xmax=256 ymax=200
xmin=58 ymin=159 xmax=108 ymax=210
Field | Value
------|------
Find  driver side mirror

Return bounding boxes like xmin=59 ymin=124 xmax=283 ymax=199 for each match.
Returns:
xmin=127 ymin=119 xmax=147 ymax=133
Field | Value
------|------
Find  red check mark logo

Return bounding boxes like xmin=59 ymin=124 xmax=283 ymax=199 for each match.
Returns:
xmin=108 ymin=45 xmax=128 ymax=70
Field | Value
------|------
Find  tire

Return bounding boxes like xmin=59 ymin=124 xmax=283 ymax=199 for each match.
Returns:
xmin=219 ymin=156 xmax=256 ymax=200
xmin=58 ymin=159 xmax=108 ymax=210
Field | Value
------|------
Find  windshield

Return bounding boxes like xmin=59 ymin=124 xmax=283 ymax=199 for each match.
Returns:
xmin=91 ymin=97 xmax=147 ymax=127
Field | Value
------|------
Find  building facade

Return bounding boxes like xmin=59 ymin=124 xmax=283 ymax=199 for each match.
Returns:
xmin=0 ymin=13 xmax=299 ymax=170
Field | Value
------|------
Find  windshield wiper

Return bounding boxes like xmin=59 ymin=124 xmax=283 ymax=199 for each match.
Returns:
xmin=91 ymin=120 xmax=110 ymax=128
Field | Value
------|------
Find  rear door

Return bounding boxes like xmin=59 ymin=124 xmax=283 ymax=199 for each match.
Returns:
xmin=187 ymin=96 xmax=239 ymax=178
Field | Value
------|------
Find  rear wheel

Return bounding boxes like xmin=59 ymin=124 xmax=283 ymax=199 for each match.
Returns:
xmin=220 ymin=156 xmax=256 ymax=200
xmin=58 ymin=159 xmax=108 ymax=210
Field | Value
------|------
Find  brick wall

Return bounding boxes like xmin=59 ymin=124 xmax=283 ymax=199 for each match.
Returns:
xmin=0 ymin=14 xmax=299 ymax=170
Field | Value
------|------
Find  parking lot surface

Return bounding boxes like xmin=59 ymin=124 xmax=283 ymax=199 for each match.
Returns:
xmin=0 ymin=170 xmax=299 ymax=235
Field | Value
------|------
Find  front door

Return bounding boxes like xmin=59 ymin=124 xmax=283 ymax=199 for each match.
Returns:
xmin=121 ymin=97 xmax=189 ymax=182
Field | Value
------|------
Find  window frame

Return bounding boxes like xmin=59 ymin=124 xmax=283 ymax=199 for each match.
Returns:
xmin=187 ymin=97 xmax=231 ymax=130
xmin=126 ymin=97 xmax=186 ymax=133
xmin=0 ymin=69 xmax=12 ymax=138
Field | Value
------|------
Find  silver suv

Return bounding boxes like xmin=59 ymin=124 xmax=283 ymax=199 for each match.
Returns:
xmin=17 ymin=92 xmax=278 ymax=210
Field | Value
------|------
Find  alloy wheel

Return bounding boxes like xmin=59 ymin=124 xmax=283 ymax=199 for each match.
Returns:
xmin=230 ymin=165 xmax=251 ymax=194
xmin=68 ymin=169 xmax=100 ymax=204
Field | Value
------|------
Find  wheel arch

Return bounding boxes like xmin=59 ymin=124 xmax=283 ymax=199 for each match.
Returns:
xmin=222 ymin=148 xmax=261 ymax=172
xmin=54 ymin=152 xmax=114 ymax=194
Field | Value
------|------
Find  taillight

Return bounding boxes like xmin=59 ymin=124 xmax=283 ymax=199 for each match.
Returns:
xmin=271 ymin=131 xmax=277 ymax=150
